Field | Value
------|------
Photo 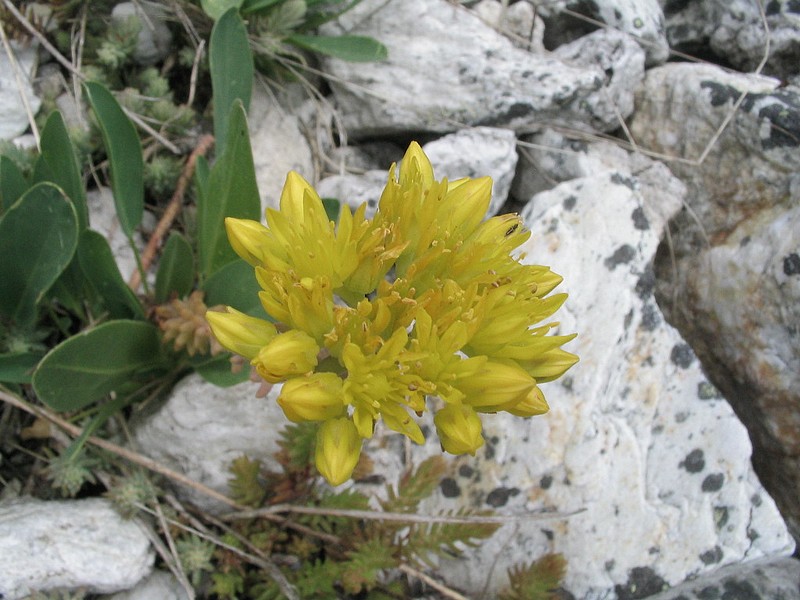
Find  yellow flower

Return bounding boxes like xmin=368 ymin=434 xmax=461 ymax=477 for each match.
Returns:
xmin=434 ymin=403 xmax=485 ymax=455
xmin=456 ymin=360 xmax=536 ymax=413
xmin=212 ymin=141 xmax=578 ymax=485
xmin=252 ymin=330 xmax=319 ymax=383
xmin=315 ymin=417 xmax=361 ymax=486
xmin=205 ymin=307 xmax=277 ymax=360
xmin=277 ymin=372 xmax=345 ymax=422
xmin=504 ymin=385 xmax=549 ymax=417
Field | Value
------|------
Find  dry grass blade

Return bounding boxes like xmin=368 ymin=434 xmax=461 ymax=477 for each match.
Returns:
xmin=223 ymin=503 xmax=585 ymax=525
xmin=0 ymin=19 xmax=40 ymax=146
xmin=128 ymin=133 xmax=215 ymax=290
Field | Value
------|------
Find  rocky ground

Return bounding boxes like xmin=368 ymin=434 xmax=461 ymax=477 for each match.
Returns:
xmin=1 ymin=0 xmax=799 ymax=598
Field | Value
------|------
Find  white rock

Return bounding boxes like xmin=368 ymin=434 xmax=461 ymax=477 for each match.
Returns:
xmin=647 ymin=556 xmax=800 ymax=600
xmin=358 ymin=166 xmax=794 ymax=597
xmin=87 ymin=187 xmax=149 ymax=283
xmin=0 ymin=497 xmax=154 ymax=599
xmin=316 ymin=128 xmax=519 ymax=218
xmin=553 ymin=28 xmax=645 ymax=131
xmin=131 ymin=373 xmax=286 ymax=513
xmin=0 ymin=41 xmax=42 ymax=140
xmin=540 ymin=0 xmax=669 ymax=66
xmin=628 ymin=63 xmax=789 ymax=235
xmin=661 ymin=0 xmax=800 ymax=79
xmin=248 ymin=85 xmax=314 ymax=212
xmin=319 ymin=0 xmax=604 ymax=136
xmin=511 ymin=127 xmax=636 ymax=201
xmin=472 ymin=0 xmax=545 ymax=52
xmin=105 ymin=570 xmax=189 ymax=600
xmin=111 ymin=2 xmax=173 ymax=66
xmin=629 ymin=63 xmax=800 ymax=542
xmin=422 ymin=127 xmax=518 ymax=215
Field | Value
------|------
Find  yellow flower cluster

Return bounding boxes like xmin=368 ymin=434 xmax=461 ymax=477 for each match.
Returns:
xmin=207 ymin=143 xmax=577 ymax=485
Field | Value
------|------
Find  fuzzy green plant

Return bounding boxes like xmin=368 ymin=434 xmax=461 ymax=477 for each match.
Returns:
xmin=204 ymin=423 xmax=567 ymax=598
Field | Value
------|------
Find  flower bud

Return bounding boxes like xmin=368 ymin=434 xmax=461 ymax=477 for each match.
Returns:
xmin=277 ymin=372 xmax=345 ymax=422
xmin=315 ymin=417 xmax=362 ymax=486
xmin=253 ymin=330 xmax=319 ymax=383
xmin=225 ymin=218 xmax=270 ymax=267
xmin=504 ymin=385 xmax=549 ymax=417
xmin=205 ymin=307 xmax=277 ymax=360
xmin=434 ymin=403 xmax=484 ymax=456
xmin=457 ymin=361 xmax=535 ymax=412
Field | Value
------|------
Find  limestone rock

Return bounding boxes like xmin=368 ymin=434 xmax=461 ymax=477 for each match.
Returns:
xmin=553 ymin=28 xmax=646 ymax=132
xmin=248 ymin=86 xmax=314 ymax=212
xmin=629 ymin=63 xmax=794 ymax=236
xmin=357 ymin=166 xmax=794 ymax=597
xmin=319 ymin=0 xmax=605 ymax=136
xmin=130 ymin=373 xmax=285 ymax=513
xmin=0 ymin=41 xmax=41 ymax=140
xmin=511 ymin=127 xmax=641 ymax=202
xmin=661 ymin=0 xmax=800 ymax=80
xmin=105 ymin=570 xmax=189 ymax=600
xmin=540 ymin=0 xmax=669 ymax=66
xmin=647 ymin=556 xmax=800 ymax=600
xmin=87 ymin=187 xmax=150 ymax=284
xmin=0 ymin=497 xmax=153 ymax=600
xmin=316 ymin=128 xmax=519 ymax=218
xmin=472 ymin=0 xmax=545 ymax=52
xmin=629 ymin=62 xmax=800 ymax=543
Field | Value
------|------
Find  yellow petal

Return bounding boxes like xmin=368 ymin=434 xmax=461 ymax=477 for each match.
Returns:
xmin=205 ymin=307 xmax=277 ymax=360
xmin=399 ymin=141 xmax=434 ymax=190
xmin=252 ymin=330 xmax=319 ymax=383
xmin=457 ymin=361 xmax=535 ymax=412
xmin=225 ymin=218 xmax=270 ymax=267
xmin=434 ymin=403 xmax=485 ymax=455
xmin=277 ymin=372 xmax=345 ymax=422
xmin=315 ymin=417 xmax=362 ymax=486
xmin=504 ymin=385 xmax=549 ymax=417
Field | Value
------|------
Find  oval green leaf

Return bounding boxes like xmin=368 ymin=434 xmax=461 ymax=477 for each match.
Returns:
xmin=287 ymin=34 xmax=388 ymax=62
xmin=0 ymin=155 xmax=29 ymax=214
xmin=77 ymin=230 xmax=144 ymax=320
xmin=192 ymin=353 xmax=250 ymax=387
xmin=154 ymin=231 xmax=195 ymax=303
xmin=210 ymin=8 xmax=253 ymax=152
xmin=202 ymin=258 xmax=266 ymax=317
xmin=83 ymin=82 xmax=144 ymax=237
xmin=36 ymin=110 xmax=88 ymax=231
xmin=201 ymin=0 xmax=243 ymax=19
xmin=32 ymin=320 xmax=166 ymax=412
xmin=197 ymin=101 xmax=261 ymax=279
xmin=0 ymin=351 xmax=44 ymax=384
xmin=0 ymin=183 xmax=78 ymax=326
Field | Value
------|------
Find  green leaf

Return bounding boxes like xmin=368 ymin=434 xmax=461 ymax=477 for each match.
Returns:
xmin=228 ymin=455 xmax=266 ymax=506
xmin=210 ymin=8 xmax=253 ymax=152
xmin=0 ymin=155 xmax=29 ymax=213
xmin=201 ymin=0 xmax=243 ymax=20
xmin=0 ymin=183 xmax=78 ymax=326
xmin=322 ymin=197 xmax=341 ymax=222
xmin=0 ymin=351 xmax=44 ymax=384
xmin=240 ymin=0 xmax=283 ymax=15
xmin=83 ymin=81 xmax=143 ymax=237
xmin=32 ymin=320 xmax=166 ymax=412
xmin=499 ymin=554 xmax=567 ymax=600
xmin=154 ymin=232 xmax=195 ymax=303
xmin=287 ymin=34 xmax=388 ymax=62
xmin=36 ymin=110 xmax=88 ymax=230
xmin=202 ymin=259 xmax=265 ymax=317
xmin=76 ymin=230 xmax=144 ymax=320
xmin=193 ymin=353 xmax=250 ymax=387
xmin=197 ymin=102 xmax=261 ymax=279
